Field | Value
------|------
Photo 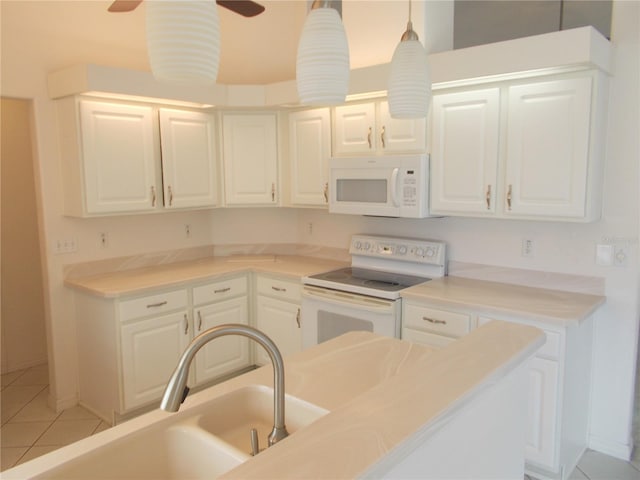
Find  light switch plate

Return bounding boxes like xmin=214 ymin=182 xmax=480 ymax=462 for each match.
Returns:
xmin=596 ymin=244 xmax=613 ymax=266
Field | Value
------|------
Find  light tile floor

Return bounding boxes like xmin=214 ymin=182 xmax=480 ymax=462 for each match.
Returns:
xmin=2 ymin=365 xmax=640 ymax=478
xmin=1 ymin=364 xmax=110 ymax=471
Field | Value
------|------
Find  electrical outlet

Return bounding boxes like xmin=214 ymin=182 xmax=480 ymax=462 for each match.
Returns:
xmin=99 ymin=232 xmax=109 ymax=248
xmin=614 ymin=246 xmax=629 ymax=267
xmin=596 ymin=244 xmax=614 ymax=266
xmin=185 ymin=224 xmax=191 ymax=238
xmin=521 ymin=238 xmax=534 ymax=258
xmin=308 ymin=222 xmax=313 ymax=235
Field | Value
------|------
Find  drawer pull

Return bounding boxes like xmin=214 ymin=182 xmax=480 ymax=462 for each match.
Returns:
xmin=296 ymin=308 xmax=301 ymax=328
xmin=197 ymin=311 xmax=203 ymax=331
xmin=184 ymin=314 xmax=189 ymax=335
xmin=423 ymin=316 xmax=447 ymax=325
xmin=146 ymin=301 xmax=168 ymax=308
xmin=271 ymin=286 xmax=286 ymax=292
xmin=214 ymin=287 xmax=231 ymax=294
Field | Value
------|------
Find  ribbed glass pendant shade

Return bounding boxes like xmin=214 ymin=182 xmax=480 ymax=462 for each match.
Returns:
xmin=146 ymin=0 xmax=221 ymax=86
xmin=388 ymin=37 xmax=430 ymax=118
xmin=296 ymin=7 xmax=350 ymax=105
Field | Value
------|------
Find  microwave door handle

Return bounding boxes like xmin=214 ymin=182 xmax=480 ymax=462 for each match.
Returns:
xmin=390 ymin=168 xmax=400 ymax=207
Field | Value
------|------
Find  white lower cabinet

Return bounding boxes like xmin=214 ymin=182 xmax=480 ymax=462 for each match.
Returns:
xmin=120 ymin=310 xmax=190 ymax=410
xmin=402 ymin=300 xmax=593 ymax=480
xmin=75 ymin=274 xmax=250 ymax=423
xmin=254 ymin=275 xmax=302 ymax=366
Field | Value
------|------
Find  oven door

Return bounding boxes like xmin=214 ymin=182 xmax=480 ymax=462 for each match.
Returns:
xmin=301 ymin=285 xmax=401 ymax=349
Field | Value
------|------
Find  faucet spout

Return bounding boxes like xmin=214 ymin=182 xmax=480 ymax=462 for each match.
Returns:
xmin=160 ymin=324 xmax=289 ymax=447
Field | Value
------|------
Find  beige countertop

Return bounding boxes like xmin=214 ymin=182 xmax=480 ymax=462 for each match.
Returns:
xmin=64 ymin=255 xmax=347 ymax=298
xmin=2 ymin=321 xmax=545 ymax=479
xmin=401 ymin=276 xmax=606 ymax=326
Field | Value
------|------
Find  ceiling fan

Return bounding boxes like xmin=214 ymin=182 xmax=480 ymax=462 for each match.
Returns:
xmin=108 ymin=0 xmax=265 ymax=17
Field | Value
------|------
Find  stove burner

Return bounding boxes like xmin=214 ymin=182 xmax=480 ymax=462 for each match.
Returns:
xmin=363 ymin=279 xmax=401 ymax=288
xmin=323 ymin=271 xmax=351 ymax=281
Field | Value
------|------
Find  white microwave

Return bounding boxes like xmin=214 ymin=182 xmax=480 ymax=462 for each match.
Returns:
xmin=329 ymin=154 xmax=430 ymax=218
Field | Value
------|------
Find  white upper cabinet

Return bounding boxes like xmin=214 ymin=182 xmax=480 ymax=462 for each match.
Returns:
xmin=78 ymin=100 xmax=159 ymax=215
xmin=504 ymin=77 xmax=592 ymax=218
xmin=159 ymin=108 xmax=218 ymax=209
xmin=429 ymin=71 xmax=606 ymax=222
xmin=333 ymin=100 xmax=426 ymax=156
xmin=288 ymin=108 xmax=331 ymax=206
xmin=58 ymin=98 xmax=219 ymax=217
xmin=222 ymin=113 xmax=278 ymax=206
xmin=430 ymin=88 xmax=501 ymax=214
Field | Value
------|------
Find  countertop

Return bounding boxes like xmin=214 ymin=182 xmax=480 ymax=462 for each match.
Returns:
xmin=64 ymin=255 xmax=347 ymax=298
xmin=402 ymin=276 xmax=605 ymax=326
xmin=2 ymin=322 xmax=545 ymax=479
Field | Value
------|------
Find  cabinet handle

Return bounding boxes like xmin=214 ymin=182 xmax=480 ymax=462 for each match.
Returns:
xmin=380 ymin=125 xmax=386 ymax=149
xmin=423 ymin=316 xmax=447 ymax=325
xmin=197 ymin=311 xmax=203 ymax=331
xmin=367 ymin=127 xmax=372 ymax=149
xmin=168 ymin=185 xmax=173 ymax=206
xmin=486 ymin=185 xmax=492 ymax=210
xmin=271 ymin=286 xmax=286 ymax=292
xmin=214 ymin=287 xmax=231 ymax=294
xmin=323 ymin=182 xmax=329 ymax=203
xmin=184 ymin=314 xmax=189 ymax=335
xmin=271 ymin=183 xmax=275 ymax=202
xmin=146 ymin=300 xmax=167 ymax=308
xmin=151 ymin=186 xmax=156 ymax=207
xmin=506 ymin=184 xmax=513 ymax=210
xmin=296 ymin=308 xmax=301 ymax=328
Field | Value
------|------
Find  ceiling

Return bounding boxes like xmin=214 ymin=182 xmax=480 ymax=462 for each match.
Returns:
xmin=1 ymin=0 xmax=419 ymax=85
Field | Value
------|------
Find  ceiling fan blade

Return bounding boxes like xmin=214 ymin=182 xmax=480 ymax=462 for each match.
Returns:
xmin=216 ymin=0 xmax=265 ymax=17
xmin=108 ymin=0 xmax=143 ymax=13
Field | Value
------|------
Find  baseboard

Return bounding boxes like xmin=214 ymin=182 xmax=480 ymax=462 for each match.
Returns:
xmin=47 ymin=391 xmax=77 ymax=414
xmin=588 ymin=434 xmax=634 ymax=461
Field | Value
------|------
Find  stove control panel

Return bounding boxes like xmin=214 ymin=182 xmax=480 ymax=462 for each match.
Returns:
xmin=349 ymin=235 xmax=446 ymax=266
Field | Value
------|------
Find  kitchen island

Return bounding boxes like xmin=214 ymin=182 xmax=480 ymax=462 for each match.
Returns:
xmin=3 ymin=320 xmax=544 ymax=479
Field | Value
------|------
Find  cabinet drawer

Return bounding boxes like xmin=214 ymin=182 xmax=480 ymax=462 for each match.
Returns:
xmin=402 ymin=328 xmax=454 ymax=349
xmin=403 ymin=304 xmax=472 ymax=338
xmin=119 ymin=289 xmax=188 ymax=321
xmin=256 ymin=276 xmax=302 ymax=303
xmin=193 ymin=276 xmax=247 ymax=306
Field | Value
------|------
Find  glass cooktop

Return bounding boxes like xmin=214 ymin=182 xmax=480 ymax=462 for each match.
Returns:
xmin=307 ymin=267 xmax=431 ymax=293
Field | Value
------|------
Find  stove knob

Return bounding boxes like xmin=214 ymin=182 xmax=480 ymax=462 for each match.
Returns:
xmin=354 ymin=241 xmax=362 ymax=250
xmin=425 ymin=247 xmax=436 ymax=258
xmin=416 ymin=247 xmax=425 ymax=257
xmin=363 ymin=242 xmax=371 ymax=251
xmin=398 ymin=245 xmax=407 ymax=255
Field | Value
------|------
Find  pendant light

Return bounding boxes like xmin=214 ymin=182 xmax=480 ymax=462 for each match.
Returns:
xmin=296 ymin=0 xmax=350 ymax=105
xmin=388 ymin=0 xmax=430 ymax=118
xmin=146 ymin=0 xmax=221 ymax=86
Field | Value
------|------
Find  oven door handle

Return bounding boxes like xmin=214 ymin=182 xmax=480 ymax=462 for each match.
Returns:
xmin=302 ymin=286 xmax=395 ymax=312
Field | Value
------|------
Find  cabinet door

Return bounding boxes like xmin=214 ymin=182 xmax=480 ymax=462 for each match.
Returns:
xmin=255 ymin=296 xmax=301 ymax=366
xmin=193 ymin=296 xmax=250 ymax=384
xmin=222 ymin=113 xmax=278 ymax=205
xmin=504 ymin=77 xmax=592 ymax=218
xmin=378 ymin=101 xmax=426 ymax=153
xmin=159 ymin=109 xmax=218 ymax=209
xmin=526 ymin=357 xmax=560 ymax=469
xmin=430 ymin=88 xmax=500 ymax=215
xmin=120 ymin=311 xmax=190 ymax=410
xmin=333 ymin=103 xmax=376 ymax=154
xmin=80 ymin=100 xmax=158 ymax=214
xmin=289 ymin=108 xmax=331 ymax=206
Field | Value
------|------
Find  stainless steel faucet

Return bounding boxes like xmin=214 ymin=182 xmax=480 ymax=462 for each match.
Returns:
xmin=160 ymin=324 xmax=289 ymax=447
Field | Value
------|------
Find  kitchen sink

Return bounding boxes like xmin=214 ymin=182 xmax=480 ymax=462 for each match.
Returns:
xmin=19 ymin=385 xmax=328 ymax=479
xmin=39 ymin=423 xmax=247 ymax=480
xmin=193 ymin=384 xmax=329 ymax=454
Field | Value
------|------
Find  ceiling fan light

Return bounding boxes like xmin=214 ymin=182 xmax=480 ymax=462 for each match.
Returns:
xmin=146 ymin=0 xmax=221 ymax=86
xmin=296 ymin=7 xmax=350 ymax=106
xmin=388 ymin=36 xmax=430 ymax=119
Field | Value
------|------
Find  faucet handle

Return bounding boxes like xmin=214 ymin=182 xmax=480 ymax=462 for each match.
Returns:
xmin=250 ymin=428 xmax=260 ymax=456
